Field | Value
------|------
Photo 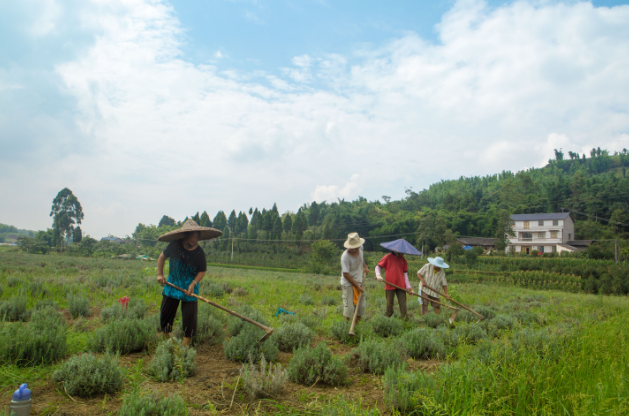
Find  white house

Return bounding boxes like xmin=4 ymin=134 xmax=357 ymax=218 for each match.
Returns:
xmin=508 ymin=213 xmax=575 ymax=254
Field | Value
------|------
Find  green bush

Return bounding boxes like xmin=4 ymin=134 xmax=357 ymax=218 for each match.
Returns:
xmin=101 ymin=299 xmax=147 ymax=321
xmin=321 ymin=296 xmax=339 ymax=306
xmin=383 ymin=364 xmax=429 ymax=413
xmin=241 ymin=353 xmax=288 ymax=399
xmin=299 ymin=294 xmax=315 ymax=305
xmin=67 ymin=293 xmax=91 ymax=318
xmin=227 ymin=306 xmax=267 ymax=337
xmin=454 ymin=323 xmax=487 ymax=345
xmin=298 ymin=313 xmax=323 ymax=330
xmin=52 ymin=353 xmax=124 ymax=398
xmin=224 ymin=325 xmax=279 ymax=363
xmin=0 ymin=307 xmax=66 ymax=366
xmin=356 ymin=338 xmax=403 ymax=375
xmin=329 ymin=320 xmax=362 ymax=344
xmin=205 ymin=281 xmax=225 ymax=298
xmin=287 ymin=343 xmax=347 ymax=386
xmin=192 ymin=308 xmax=225 ymax=345
xmin=34 ymin=299 xmax=58 ymax=310
xmin=474 ymin=305 xmax=498 ymax=321
xmin=90 ymin=318 xmax=157 ymax=354
xmin=512 ymin=310 xmax=542 ymax=326
xmin=486 ymin=314 xmax=516 ymax=337
xmin=118 ymin=393 xmax=187 ymax=416
xmin=369 ymin=314 xmax=404 ymax=338
xmin=146 ymin=338 xmax=196 ymax=382
xmin=434 ymin=328 xmax=462 ymax=347
xmin=0 ymin=297 xmax=29 ymax=322
xmin=275 ymin=322 xmax=313 ymax=352
xmin=424 ymin=312 xmax=449 ymax=328
xmin=400 ymin=328 xmax=447 ymax=359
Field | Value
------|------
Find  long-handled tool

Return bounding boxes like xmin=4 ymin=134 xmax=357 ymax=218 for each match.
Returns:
xmin=349 ymin=282 xmax=364 ymax=337
xmin=165 ymin=282 xmax=274 ymax=342
xmin=378 ymin=280 xmax=460 ymax=324
xmin=421 ymin=283 xmax=484 ymax=321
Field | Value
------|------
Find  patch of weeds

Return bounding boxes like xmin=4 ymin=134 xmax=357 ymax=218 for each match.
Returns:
xmin=356 ymin=338 xmax=403 ymax=375
xmin=241 ymin=353 xmax=288 ymax=399
xmin=383 ymin=364 xmax=432 ymax=413
xmin=90 ymin=318 xmax=157 ymax=354
xmin=146 ymin=338 xmax=196 ymax=382
xmin=299 ymin=294 xmax=315 ymax=306
xmin=0 ymin=307 xmax=66 ymax=366
xmin=370 ymin=314 xmax=404 ymax=338
xmin=434 ymin=328 xmax=462 ymax=347
xmin=287 ymin=343 xmax=347 ymax=386
xmin=189 ymin=308 xmax=224 ymax=346
xmin=205 ymin=282 xmax=225 ymax=298
xmin=52 ymin=353 xmax=124 ymax=398
xmin=0 ymin=297 xmax=30 ymax=322
xmin=276 ymin=322 xmax=314 ymax=352
xmin=67 ymin=293 xmax=91 ymax=318
xmin=299 ymin=313 xmax=323 ymax=330
xmin=474 ymin=305 xmax=497 ymax=321
xmin=486 ymin=314 xmax=516 ymax=337
xmin=118 ymin=392 xmax=187 ymax=416
xmin=224 ymin=325 xmax=279 ymax=363
xmin=233 ymin=287 xmax=247 ymax=296
xmin=424 ymin=312 xmax=449 ymax=328
xmin=334 ymin=305 xmax=344 ymax=315
xmin=512 ymin=310 xmax=541 ymax=326
xmin=400 ymin=328 xmax=447 ymax=360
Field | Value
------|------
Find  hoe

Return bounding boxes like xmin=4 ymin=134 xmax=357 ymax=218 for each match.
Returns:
xmin=348 ymin=281 xmax=364 ymax=337
xmin=377 ymin=280 xmax=460 ymax=324
xmin=165 ymin=282 xmax=274 ymax=342
xmin=421 ymin=283 xmax=484 ymax=322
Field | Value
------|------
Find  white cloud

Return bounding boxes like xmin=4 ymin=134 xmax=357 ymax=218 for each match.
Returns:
xmin=312 ymin=174 xmax=360 ymax=203
xmin=3 ymin=0 xmax=629 ymax=237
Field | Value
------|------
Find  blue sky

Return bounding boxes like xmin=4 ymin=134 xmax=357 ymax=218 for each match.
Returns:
xmin=1 ymin=0 xmax=629 ymax=238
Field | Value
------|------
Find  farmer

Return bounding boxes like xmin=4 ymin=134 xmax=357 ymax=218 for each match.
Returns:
xmin=156 ymin=219 xmax=222 ymax=346
xmin=341 ymin=232 xmax=369 ymax=326
xmin=376 ymin=250 xmax=414 ymax=320
xmin=417 ymin=256 xmax=450 ymax=315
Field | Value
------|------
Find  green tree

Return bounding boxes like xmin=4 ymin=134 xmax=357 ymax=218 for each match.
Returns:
xmin=292 ymin=210 xmax=308 ymax=238
xmin=213 ymin=211 xmax=227 ymax=231
xmin=283 ymin=214 xmax=293 ymax=233
xmin=158 ymin=216 xmax=176 ymax=227
xmin=308 ymin=201 xmax=320 ymax=226
xmin=191 ymin=212 xmax=201 ymax=224
xmin=236 ymin=212 xmax=249 ymax=235
xmin=50 ymin=188 xmax=84 ymax=252
xmin=494 ymin=211 xmax=514 ymax=252
xmin=228 ymin=210 xmax=238 ymax=232
xmin=200 ymin=211 xmax=212 ymax=228
xmin=272 ymin=217 xmax=283 ymax=240
xmin=73 ymin=226 xmax=83 ymax=244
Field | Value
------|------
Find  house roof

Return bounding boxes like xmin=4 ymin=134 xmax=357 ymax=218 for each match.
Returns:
xmin=566 ymin=240 xmax=594 ymax=247
xmin=557 ymin=243 xmax=585 ymax=252
xmin=510 ymin=212 xmax=571 ymax=221
xmin=457 ymin=237 xmax=497 ymax=246
xmin=101 ymin=236 xmax=121 ymax=241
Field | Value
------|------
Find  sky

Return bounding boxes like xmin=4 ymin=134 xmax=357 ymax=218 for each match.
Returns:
xmin=1 ymin=0 xmax=628 ymax=239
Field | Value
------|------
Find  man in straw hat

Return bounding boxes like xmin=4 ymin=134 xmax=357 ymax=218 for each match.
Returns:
xmin=417 ymin=256 xmax=451 ymax=315
xmin=340 ymin=232 xmax=370 ymax=326
xmin=156 ymin=219 xmax=222 ymax=346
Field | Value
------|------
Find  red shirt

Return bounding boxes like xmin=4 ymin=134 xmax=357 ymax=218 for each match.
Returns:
xmin=378 ymin=253 xmax=408 ymax=291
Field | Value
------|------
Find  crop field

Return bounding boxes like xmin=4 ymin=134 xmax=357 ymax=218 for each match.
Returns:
xmin=0 ymin=252 xmax=628 ymax=415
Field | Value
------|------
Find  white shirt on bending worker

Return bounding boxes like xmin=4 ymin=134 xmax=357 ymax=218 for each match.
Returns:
xmin=417 ymin=256 xmax=451 ymax=316
xmin=340 ymin=232 xmax=369 ymax=326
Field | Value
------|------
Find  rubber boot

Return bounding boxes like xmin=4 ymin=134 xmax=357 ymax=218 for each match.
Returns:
xmin=182 ymin=337 xmax=192 ymax=347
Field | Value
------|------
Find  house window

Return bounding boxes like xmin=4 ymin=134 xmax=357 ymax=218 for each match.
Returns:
xmin=569 ymin=233 xmax=572 ymax=240
xmin=553 ymin=220 xmax=559 ymax=226
xmin=552 ymin=245 xmax=557 ymax=253
xmin=521 ymin=232 xmax=532 ymax=241
xmin=539 ymin=246 xmax=545 ymax=253
xmin=537 ymin=232 xmax=545 ymax=239
xmin=550 ymin=230 xmax=558 ymax=238
xmin=538 ymin=220 xmax=544 ymax=226
xmin=524 ymin=221 xmax=530 ymax=230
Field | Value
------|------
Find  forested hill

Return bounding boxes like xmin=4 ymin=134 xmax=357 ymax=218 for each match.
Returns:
xmin=135 ymin=148 xmax=629 ymax=252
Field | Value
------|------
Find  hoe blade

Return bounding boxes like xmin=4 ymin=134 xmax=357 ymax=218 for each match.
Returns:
xmin=448 ymin=308 xmax=460 ymax=325
xmin=258 ymin=329 xmax=274 ymax=343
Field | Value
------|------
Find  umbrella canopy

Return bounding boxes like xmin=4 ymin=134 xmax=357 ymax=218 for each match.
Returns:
xmin=380 ymin=239 xmax=422 ymax=256
xmin=463 ymin=245 xmax=473 ymax=251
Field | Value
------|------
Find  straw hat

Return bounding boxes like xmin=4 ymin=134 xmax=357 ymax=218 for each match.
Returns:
xmin=344 ymin=232 xmax=365 ymax=249
xmin=428 ymin=256 xmax=449 ymax=269
xmin=158 ymin=219 xmax=223 ymax=242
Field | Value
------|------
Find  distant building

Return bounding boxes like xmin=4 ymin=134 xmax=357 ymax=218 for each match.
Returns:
xmin=101 ymin=236 xmax=127 ymax=245
xmin=456 ymin=237 xmax=497 ymax=251
xmin=508 ymin=212 xmax=575 ymax=254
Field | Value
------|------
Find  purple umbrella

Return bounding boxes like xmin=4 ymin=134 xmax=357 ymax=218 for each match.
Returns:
xmin=380 ymin=238 xmax=422 ymax=256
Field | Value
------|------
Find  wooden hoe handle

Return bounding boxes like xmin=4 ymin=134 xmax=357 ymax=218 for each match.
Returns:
xmin=379 ymin=280 xmax=458 ymax=311
xmin=164 ymin=282 xmax=274 ymax=340
xmin=349 ymin=282 xmax=363 ymax=336
xmin=421 ymin=283 xmax=484 ymax=320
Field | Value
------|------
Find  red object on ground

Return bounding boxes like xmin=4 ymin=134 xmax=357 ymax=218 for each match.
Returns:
xmin=118 ymin=296 xmax=130 ymax=308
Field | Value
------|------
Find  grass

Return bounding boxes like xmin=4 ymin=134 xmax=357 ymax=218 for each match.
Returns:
xmin=0 ymin=252 xmax=628 ymax=414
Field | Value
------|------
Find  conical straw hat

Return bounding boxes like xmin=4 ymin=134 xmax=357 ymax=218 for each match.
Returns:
xmin=158 ymin=219 xmax=223 ymax=242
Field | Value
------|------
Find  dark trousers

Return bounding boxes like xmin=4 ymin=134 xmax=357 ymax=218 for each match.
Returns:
xmin=160 ymin=295 xmax=198 ymax=338
xmin=385 ymin=289 xmax=408 ymax=319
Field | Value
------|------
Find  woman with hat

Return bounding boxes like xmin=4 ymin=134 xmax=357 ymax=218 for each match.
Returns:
xmin=340 ymin=232 xmax=370 ymax=326
xmin=375 ymin=250 xmax=413 ymax=320
xmin=417 ymin=256 xmax=450 ymax=316
xmin=156 ymin=219 xmax=222 ymax=346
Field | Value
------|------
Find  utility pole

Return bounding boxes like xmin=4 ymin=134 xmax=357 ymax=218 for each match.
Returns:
xmin=231 ymin=237 xmax=234 ymax=261
xmin=615 ymin=239 xmax=618 ymax=266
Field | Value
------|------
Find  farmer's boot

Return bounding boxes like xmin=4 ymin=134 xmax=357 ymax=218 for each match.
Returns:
xmin=182 ymin=337 xmax=192 ymax=347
